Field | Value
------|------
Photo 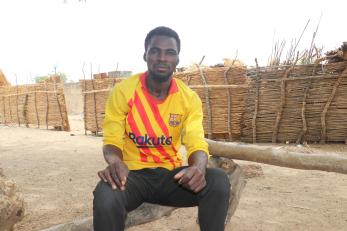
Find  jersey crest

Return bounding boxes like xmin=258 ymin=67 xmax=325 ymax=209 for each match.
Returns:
xmin=168 ymin=113 xmax=182 ymax=127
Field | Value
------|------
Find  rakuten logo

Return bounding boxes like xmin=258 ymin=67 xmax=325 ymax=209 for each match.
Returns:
xmin=128 ymin=132 xmax=172 ymax=147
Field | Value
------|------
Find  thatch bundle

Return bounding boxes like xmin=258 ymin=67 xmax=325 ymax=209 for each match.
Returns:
xmin=174 ymin=66 xmax=249 ymax=140
xmin=0 ymin=82 xmax=70 ymax=131
xmin=80 ymin=78 xmax=125 ymax=133
xmin=0 ymin=69 xmax=10 ymax=86
xmin=242 ymin=61 xmax=347 ymax=143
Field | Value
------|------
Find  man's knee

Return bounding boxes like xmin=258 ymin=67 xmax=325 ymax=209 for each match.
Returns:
xmin=205 ymin=168 xmax=231 ymax=198
xmin=93 ymin=181 xmax=126 ymax=215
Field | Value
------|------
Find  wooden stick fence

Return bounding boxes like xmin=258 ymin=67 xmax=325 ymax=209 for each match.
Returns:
xmin=242 ymin=61 xmax=347 ymax=143
xmin=80 ymin=66 xmax=249 ymax=141
xmin=0 ymin=82 xmax=70 ymax=131
xmin=79 ymin=51 xmax=347 ymax=144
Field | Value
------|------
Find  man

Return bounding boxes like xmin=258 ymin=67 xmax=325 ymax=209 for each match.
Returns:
xmin=93 ymin=26 xmax=230 ymax=231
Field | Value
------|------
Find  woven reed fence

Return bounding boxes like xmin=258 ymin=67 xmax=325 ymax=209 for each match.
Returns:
xmin=81 ymin=67 xmax=249 ymax=141
xmin=80 ymin=78 xmax=125 ymax=134
xmin=242 ymin=61 xmax=347 ymax=144
xmin=174 ymin=66 xmax=248 ymax=141
xmin=0 ymin=81 xmax=70 ymax=131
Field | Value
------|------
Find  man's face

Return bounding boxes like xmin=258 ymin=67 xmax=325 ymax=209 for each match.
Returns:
xmin=144 ymin=35 xmax=179 ymax=83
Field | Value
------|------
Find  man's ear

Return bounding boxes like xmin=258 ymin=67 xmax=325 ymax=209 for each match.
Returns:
xmin=143 ymin=53 xmax=147 ymax=62
xmin=176 ymin=58 xmax=180 ymax=65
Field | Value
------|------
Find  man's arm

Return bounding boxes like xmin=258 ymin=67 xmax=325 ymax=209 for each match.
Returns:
xmin=174 ymin=92 xmax=209 ymax=193
xmin=98 ymin=85 xmax=129 ymax=190
xmin=98 ymin=145 xmax=129 ymax=190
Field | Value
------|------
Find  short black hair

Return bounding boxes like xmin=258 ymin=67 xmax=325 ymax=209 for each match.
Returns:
xmin=144 ymin=26 xmax=181 ymax=53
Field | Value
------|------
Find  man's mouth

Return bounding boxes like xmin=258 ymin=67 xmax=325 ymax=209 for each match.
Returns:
xmin=154 ymin=64 xmax=169 ymax=72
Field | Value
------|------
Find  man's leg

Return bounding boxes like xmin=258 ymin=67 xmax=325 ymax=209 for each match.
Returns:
xmin=93 ymin=170 xmax=155 ymax=231
xmin=157 ymin=167 xmax=230 ymax=231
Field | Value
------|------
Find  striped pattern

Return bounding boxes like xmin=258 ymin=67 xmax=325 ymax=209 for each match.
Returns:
xmin=103 ymin=72 xmax=209 ymax=170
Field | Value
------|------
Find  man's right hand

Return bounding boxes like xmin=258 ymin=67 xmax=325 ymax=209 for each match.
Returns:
xmin=99 ymin=144 xmax=129 ymax=190
xmin=98 ymin=160 xmax=129 ymax=190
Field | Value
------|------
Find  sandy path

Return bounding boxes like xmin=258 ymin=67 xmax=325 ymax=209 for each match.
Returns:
xmin=1 ymin=115 xmax=347 ymax=231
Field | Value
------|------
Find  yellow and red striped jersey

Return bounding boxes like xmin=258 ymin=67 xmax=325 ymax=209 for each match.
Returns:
xmin=103 ymin=72 xmax=209 ymax=170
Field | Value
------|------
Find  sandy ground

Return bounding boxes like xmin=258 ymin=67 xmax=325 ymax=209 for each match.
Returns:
xmin=1 ymin=115 xmax=347 ymax=231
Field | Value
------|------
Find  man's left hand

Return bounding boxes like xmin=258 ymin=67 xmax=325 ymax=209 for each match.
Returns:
xmin=174 ymin=166 xmax=206 ymax=193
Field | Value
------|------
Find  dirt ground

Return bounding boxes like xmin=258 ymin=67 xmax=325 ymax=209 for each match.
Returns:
xmin=1 ymin=115 xmax=347 ymax=231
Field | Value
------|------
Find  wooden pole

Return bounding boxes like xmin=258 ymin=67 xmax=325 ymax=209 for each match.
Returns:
xmin=252 ymin=58 xmax=260 ymax=143
xmin=2 ymin=96 xmax=6 ymax=125
xmin=342 ymin=42 xmax=347 ymax=61
xmin=320 ymin=68 xmax=347 ymax=143
xmin=82 ymin=63 xmax=87 ymax=135
xmin=34 ymin=85 xmax=40 ymax=128
xmin=90 ymin=63 xmax=99 ymax=135
xmin=45 ymin=82 xmax=49 ymax=130
xmin=223 ymin=67 xmax=232 ymax=141
xmin=15 ymin=76 xmax=20 ymax=126
xmin=206 ymin=139 xmax=347 ymax=174
xmin=197 ymin=65 xmax=212 ymax=139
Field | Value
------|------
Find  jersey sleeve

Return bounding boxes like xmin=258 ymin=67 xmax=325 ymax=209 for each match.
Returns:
xmin=103 ymin=85 xmax=128 ymax=150
xmin=182 ymin=92 xmax=209 ymax=159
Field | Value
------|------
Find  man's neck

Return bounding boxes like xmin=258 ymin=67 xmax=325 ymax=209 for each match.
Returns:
xmin=146 ymin=75 xmax=172 ymax=100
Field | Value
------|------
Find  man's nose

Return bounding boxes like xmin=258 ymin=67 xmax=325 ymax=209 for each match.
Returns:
xmin=157 ymin=51 xmax=167 ymax=62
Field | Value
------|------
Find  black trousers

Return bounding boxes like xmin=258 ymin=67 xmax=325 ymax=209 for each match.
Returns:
xmin=93 ymin=167 xmax=230 ymax=231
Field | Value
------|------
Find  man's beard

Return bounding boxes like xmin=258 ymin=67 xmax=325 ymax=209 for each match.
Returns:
xmin=148 ymin=70 xmax=173 ymax=83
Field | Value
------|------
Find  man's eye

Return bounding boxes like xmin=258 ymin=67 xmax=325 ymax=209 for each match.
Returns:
xmin=149 ymin=48 xmax=159 ymax=54
xmin=166 ymin=50 xmax=177 ymax=56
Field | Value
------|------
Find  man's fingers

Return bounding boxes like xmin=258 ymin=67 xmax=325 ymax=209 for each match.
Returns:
xmin=193 ymin=181 xmax=206 ymax=193
xmin=97 ymin=171 xmax=107 ymax=183
xmin=104 ymin=170 xmax=117 ymax=190
xmin=190 ymin=177 xmax=206 ymax=193
xmin=117 ymin=174 xmax=127 ymax=190
xmin=115 ymin=166 xmax=128 ymax=190
xmin=109 ymin=166 xmax=124 ymax=189
xmin=174 ymin=168 xmax=187 ymax=180
xmin=180 ymin=169 xmax=199 ymax=187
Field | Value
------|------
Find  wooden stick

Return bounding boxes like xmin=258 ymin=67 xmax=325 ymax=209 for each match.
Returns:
xmin=296 ymin=85 xmax=309 ymax=144
xmin=23 ymin=94 xmax=29 ymax=128
xmin=91 ymin=63 xmax=99 ymax=135
xmin=15 ymin=76 xmax=20 ymax=126
xmin=2 ymin=96 xmax=6 ymax=125
xmin=34 ymin=85 xmax=40 ymax=128
xmin=252 ymin=58 xmax=260 ymax=143
xmin=198 ymin=55 xmax=205 ymax=65
xmin=82 ymin=63 xmax=87 ymax=135
xmin=52 ymin=77 xmax=65 ymax=130
xmin=320 ymin=68 xmax=347 ymax=143
xmin=272 ymin=66 xmax=293 ymax=143
xmin=8 ymin=94 xmax=12 ymax=123
xmin=197 ymin=65 xmax=212 ymax=139
xmin=223 ymin=67 xmax=232 ymax=141
xmin=45 ymin=82 xmax=49 ymax=130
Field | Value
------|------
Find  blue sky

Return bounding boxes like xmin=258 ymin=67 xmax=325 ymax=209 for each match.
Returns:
xmin=0 ymin=0 xmax=346 ymax=84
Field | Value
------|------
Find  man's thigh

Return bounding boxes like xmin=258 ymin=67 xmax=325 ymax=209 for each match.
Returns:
xmin=93 ymin=170 xmax=156 ymax=212
xmin=156 ymin=167 xmax=228 ymax=207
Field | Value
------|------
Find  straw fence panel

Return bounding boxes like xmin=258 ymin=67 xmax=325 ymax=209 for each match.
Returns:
xmin=0 ymin=82 xmax=70 ymax=131
xmin=80 ymin=67 xmax=249 ymax=140
xmin=242 ymin=61 xmax=347 ymax=143
xmin=174 ymin=66 xmax=248 ymax=140
xmin=80 ymin=78 xmax=126 ymax=134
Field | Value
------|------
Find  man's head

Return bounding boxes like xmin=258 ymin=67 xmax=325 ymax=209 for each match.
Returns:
xmin=144 ymin=26 xmax=180 ymax=83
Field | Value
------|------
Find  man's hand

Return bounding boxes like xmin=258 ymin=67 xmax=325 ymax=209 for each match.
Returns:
xmin=99 ymin=144 xmax=129 ymax=190
xmin=98 ymin=160 xmax=129 ymax=190
xmin=174 ymin=165 xmax=206 ymax=193
xmin=174 ymin=150 xmax=208 ymax=193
